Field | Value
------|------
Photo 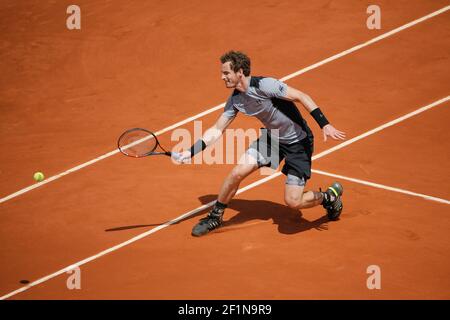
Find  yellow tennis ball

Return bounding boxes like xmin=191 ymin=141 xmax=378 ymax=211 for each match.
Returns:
xmin=33 ymin=172 xmax=44 ymax=182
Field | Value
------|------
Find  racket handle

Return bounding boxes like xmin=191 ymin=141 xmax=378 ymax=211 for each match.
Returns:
xmin=170 ymin=152 xmax=182 ymax=161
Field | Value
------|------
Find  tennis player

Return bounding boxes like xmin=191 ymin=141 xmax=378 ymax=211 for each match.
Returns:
xmin=174 ymin=51 xmax=346 ymax=237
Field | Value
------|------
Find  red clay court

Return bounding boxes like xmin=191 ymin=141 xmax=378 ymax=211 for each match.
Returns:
xmin=0 ymin=0 xmax=449 ymax=299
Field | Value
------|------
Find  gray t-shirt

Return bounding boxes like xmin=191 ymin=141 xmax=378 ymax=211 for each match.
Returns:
xmin=223 ymin=77 xmax=307 ymax=144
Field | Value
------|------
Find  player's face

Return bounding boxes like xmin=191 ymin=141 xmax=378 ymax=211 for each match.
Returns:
xmin=221 ymin=62 xmax=242 ymax=88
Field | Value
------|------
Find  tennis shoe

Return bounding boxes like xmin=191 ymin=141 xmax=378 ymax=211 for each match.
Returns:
xmin=322 ymin=181 xmax=344 ymax=220
xmin=192 ymin=208 xmax=224 ymax=237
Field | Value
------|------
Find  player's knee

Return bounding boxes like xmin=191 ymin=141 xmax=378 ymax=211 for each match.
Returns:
xmin=230 ymin=167 xmax=247 ymax=182
xmin=284 ymin=194 xmax=304 ymax=209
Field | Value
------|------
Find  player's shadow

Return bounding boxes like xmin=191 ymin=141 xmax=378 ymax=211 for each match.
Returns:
xmin=196 ymin=194 xmax=329 ymax=235
xmin=105 ymin=194 xmax=329 ymax=234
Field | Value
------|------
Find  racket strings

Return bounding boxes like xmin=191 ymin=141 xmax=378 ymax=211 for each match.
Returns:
xmin=118 ymin=129 xmax=157 ymax=157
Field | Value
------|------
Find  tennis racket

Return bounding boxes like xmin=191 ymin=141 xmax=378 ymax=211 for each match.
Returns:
xmin=117 ymin=128 xmax=172 ymax=158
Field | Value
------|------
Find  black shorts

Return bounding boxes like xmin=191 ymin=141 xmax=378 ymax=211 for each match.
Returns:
xmin=246 ymin=121 xmax=314 ymax=181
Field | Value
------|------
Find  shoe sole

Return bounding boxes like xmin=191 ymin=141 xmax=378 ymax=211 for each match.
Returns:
xmin=191 ymin=222 xmax=222 ymax=237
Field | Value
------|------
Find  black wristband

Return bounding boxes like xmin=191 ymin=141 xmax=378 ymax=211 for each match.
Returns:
xmin=310 ymin=108 xmax=330 ymax=129
xmin=189 ymin=139 xmax=207 ymax=157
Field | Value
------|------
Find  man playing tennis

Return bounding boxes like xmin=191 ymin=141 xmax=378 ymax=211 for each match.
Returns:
xmin=174 ymin=51 xmax=346 ymax=237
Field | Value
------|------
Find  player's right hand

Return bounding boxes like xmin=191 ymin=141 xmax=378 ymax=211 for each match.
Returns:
xmin=171 ymin=150 xmax=192 ymax=164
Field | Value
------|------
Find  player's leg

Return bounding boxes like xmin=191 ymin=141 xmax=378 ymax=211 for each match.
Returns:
xmin=217 ymin=155 xmax=259 ymax=204
xmin=281 ymin=133 xmax=320 ymax=210
xmin=191 ymin=131 xmax=278 ymax=237
xmin=281 ymin=128 xmax=343 ymax=220
xmin=284 ymin=176 xmax=324 ymax=209
xmin=191 ymin=152 xmax=260 ymax=237
xmin=284 ymin=176 xmax=344 ymax=219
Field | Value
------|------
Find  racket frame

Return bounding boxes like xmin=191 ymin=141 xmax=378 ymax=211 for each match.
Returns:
xmin=117 ymin=128 xmax=171 ymax=158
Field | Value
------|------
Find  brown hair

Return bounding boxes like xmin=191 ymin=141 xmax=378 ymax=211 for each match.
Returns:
xmin=220 ymin=50 xmax=251 ymax=76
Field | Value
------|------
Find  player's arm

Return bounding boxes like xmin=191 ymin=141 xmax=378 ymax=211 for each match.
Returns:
xmin=175 ymin=113 xmax=235 ymax=163
xmin=201 ymin=114 xmax=235 ymax=148
xmin=284 ymin=86 xmax=346 ymax=141
xmin=284 ymin=86 xmax=319 ymax=113
xmin=201 ymin=113 xmax=235 ymax=147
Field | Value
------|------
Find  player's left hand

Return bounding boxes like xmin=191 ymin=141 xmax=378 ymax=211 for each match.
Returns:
xmin=322 ymin=124 xmax=346 ymax=142
xmin=171 ymin=150 xmax=192 ymax=164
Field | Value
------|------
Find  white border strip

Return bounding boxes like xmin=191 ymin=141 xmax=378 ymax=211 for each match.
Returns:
xmin=1 ymin=5 xmax=448 ymax=205
xmin=312 ymin=96 xmax=450 ymax=160
xmin=312 ymin=169 xmax=450 ymax=204
xmin=1 ymin=96 xmax=447 ymax=300
xmin=0 ymin=199 xmax=218 ymax=300
xmin=280 ymin=5 xmax=450 ymax=82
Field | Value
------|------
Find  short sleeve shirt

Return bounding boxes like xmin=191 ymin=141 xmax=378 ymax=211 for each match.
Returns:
xmin=223 ymin=77 xmax=307 ymax=144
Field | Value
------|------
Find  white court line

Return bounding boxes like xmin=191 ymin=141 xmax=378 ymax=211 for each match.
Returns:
xmin=280 ymin=5 xmax=450 ymax=82
xmin=312 ymin=169 xmax=450 ymax=204
xmin=1 ymin=96 xmax=448 ymax=300
xmin=311 ymin=96 xmax=450 ymax=160
xmin=0 ymin=199 xmax=216 ymax=300
xmin=1 ymin=5 xmax=449 ymax=205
